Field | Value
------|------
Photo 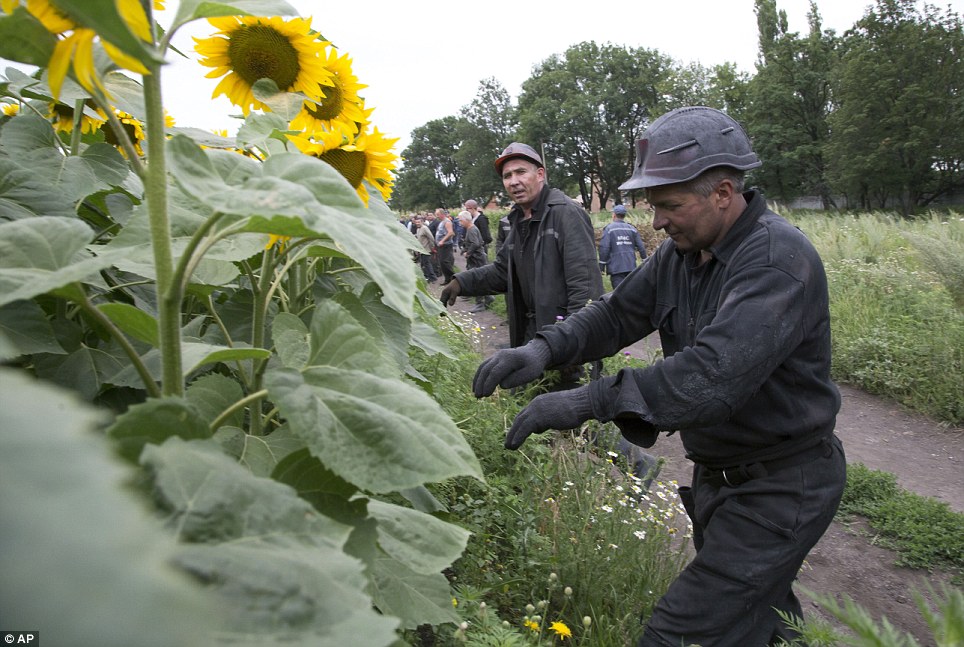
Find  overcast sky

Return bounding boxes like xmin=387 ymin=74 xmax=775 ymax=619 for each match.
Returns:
xmin=163 ymin=0 xmax=908 ymax=152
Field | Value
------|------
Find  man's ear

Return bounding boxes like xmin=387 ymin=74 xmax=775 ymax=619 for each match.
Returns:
xmin=714 ymin=178 xmax=735 ymax=209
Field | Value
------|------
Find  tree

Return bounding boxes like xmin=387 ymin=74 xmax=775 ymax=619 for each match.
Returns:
xmin=392 ymin=116 xmax=466 ymax=211
xmin=517 ymin=42 xmax=672 ymax=209
xmin=453 ymin=78 xmax=518 ymax=207
xmin=825 ymin=0 xmax=964 ymax=213
xmin=745 ymin=0 xmax=839 ymax=206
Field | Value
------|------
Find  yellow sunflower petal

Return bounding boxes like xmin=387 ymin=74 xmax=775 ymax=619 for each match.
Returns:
xmin=104 ymin=40 xmax=150 ymax=75
xmin=26 ymin=0 xmax=75 ymax=33
xmin=47 ymin=34 xmax=78 ymax=99
xmin=72 ymin=29 xmax=106 ymax=95
xmin=115 ymin=0 xmax=152 ymax=41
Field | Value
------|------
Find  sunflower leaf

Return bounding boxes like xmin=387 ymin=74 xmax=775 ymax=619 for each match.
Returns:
xmin=370 ymin=555 xmax=460 ymax=629
xmin=366 ymin=499 xmax=470 ymax=575
xmin=0 ymin=8 xmax=56 ymax=67
xmin=106 ymin=396 xmax=211 ymax=462
xmin=251 ymin=78 xmax=305 ymax=121
xmin=140 ymin=437 xmax=400 ymax=645
xmin=0 ymin=217 xmax=131 ymax=308
xmin=171 ymin=0 xmax=298 ymax=32
xmin=266 ymin=366 xmax=483 ymax=493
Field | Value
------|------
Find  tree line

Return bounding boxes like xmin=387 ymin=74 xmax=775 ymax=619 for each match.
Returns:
xmin=390 ymin=0 xmax=963 ymax=217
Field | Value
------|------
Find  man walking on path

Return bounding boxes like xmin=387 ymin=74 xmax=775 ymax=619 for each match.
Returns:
xmin=464 ymin=199 xmax=492 ymax=257
xmin=458 ymin=210 xmax=494 ymax=312
xmin=599 ymin=204 xmax=648 ymax=290
xmin=440 ymin=142 xmax=603 ymax=388
xmin=470 ymin=107 xmax=846 ymax=646
xmin=434 ymin=209 xmax=456 ymax=285
xmin=413 ymin=216 xmax=438 ymax=283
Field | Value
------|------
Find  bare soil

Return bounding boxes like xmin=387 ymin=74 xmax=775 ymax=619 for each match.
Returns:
xmin=433 ymin=263 xmax=963 ymax=643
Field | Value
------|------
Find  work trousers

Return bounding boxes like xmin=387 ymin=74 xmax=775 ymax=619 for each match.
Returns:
xmin=438 ymin=244 xmax=455 ymax=284
xmin=640 ymin=435 xmax=846 ymax=646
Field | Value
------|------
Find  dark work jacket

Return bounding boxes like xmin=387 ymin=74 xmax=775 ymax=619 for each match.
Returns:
xmin=537 ymin=190 xmax=840 ymax=465
xmin=598 ymin=220 xmax=647 ymax=275
xmin=456 ymin=185 xmax=604 ymax=347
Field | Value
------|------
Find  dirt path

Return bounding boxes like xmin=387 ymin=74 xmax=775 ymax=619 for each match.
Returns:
xmin=432 ymin=266 xmax=963 ymax=642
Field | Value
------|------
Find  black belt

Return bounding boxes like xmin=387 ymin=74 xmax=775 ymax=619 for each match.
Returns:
xmin=699 ymin=436 xmax=833 ymax=488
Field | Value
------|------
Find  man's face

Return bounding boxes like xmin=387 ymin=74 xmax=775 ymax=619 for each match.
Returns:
xmin=646 ymin=184 xmax=727 ymax=254
xmin=464 ymin=201 xmax=478 ymax=214
xmin=501 ymin=159 xmax=545 ymax=208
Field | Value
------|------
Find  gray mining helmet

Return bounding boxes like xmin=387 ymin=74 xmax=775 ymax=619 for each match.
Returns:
xmin=619 ymin=106 xmax=761 ymax=191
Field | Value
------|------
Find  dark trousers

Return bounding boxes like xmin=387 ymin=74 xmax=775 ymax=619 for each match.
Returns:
xmin=438 ymin=244 xmax=455 ymax=284
xmin=640 ymin=435 xmax=846 ymax=647
xmin=419 ymin=253 xmax=437 ymax=281
xmin=610 ymin=272 xmax=630 ymax=290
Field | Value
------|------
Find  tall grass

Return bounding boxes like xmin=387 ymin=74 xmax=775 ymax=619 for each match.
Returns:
xmin=410 ymin=311 xmax=690 ymax=646
xmin=789 ymin=211 xmax=964 ymax=424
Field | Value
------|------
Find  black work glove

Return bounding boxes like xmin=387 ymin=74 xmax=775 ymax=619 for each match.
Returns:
xmin=472 ymin=338 xmax=553 ymax=397
xmin=439 ymin=279 xmax=461 ymax=306
xmin=505 ymin=386 xmax=594 ymax=449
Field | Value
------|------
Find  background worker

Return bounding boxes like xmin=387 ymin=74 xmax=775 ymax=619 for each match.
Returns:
xmin=440 ymin=142 xmax=603 ymax=388
xmin=598 ymin=203 xmax=648 ymax=290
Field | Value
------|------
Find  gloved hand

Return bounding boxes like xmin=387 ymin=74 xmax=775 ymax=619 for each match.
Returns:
xmin=440 ymin=279 xmax=461 ymax=306
xmin=505 ymin=386 xmax=594 ymax=449
xmin=472 ymin=338 xmax=553 ymax=397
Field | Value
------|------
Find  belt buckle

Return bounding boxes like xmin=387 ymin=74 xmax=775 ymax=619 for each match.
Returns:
xmin=722 ymin=468 xmax=736 ymax=488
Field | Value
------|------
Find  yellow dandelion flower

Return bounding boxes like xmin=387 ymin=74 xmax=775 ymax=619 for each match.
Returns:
xmin=153 ymin=1 xmax=164 ymax=8
xmin=2 ymin=103 xmax=20 ymax=117
xmin=287 ymin=127 xmax=398 ymax=206
xmin=523 ymin=619 xmax=539 ymax=632
xmin=194 ymin=15 xmax=333 ymax=116
xmin=1 ymin=1 xmax=19 ymax=15
xmin=289 ymin=47 xmax=367 ymax=137
xmin=47 ymin=99 xmax=106 ymax=134
xmin=550 ymin=621 xmax=572 ymax=639
xmin=265 ymin=234 xmax=290 ymax=250
xmin=31 ymin=0 xmax=153 ymax=99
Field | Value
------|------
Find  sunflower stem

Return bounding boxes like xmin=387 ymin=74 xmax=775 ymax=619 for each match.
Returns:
xmin=69 ymin=99 xmax=84 ymax=155
xmin=142 ymin=70 xmax=182 ymax=396
xmin=248 ymin=249 xmax=277 ymax=435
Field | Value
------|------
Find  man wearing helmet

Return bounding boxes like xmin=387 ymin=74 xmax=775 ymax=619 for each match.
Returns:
xmin=471 ymin=107 xmax=846 ymax=645
xmin=440 ymin=142 xmax=603 ymax=387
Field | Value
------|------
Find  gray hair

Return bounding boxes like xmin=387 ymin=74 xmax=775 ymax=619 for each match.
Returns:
xmin=646 ymin=167 xmax=745 ymax=200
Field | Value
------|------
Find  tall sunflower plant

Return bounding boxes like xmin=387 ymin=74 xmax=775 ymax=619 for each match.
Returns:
xmin=0 ymin=1 xmax=484 ymax=645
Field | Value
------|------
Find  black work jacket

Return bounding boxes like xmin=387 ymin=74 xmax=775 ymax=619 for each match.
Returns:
xmin=456 ymin=185 xmax=603 ymax=347
xmin=538 ymin=190 xmax=840 ymax=465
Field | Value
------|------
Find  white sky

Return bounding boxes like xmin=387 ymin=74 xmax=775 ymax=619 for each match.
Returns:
xmin=161 ymin=0 xmax=944 ymax=153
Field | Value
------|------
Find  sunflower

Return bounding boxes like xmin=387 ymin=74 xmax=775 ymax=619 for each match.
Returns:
xmin=194 ymin=15 xmax=333 ymax=116
xmin=101 ymin=108 xmax=146 ymax=157
xmin=289 ymin=47 xmax=367 ymax=137
xmin=47 ymin=99 xmax=106 ymax=134
xmin=288 ymin=126 xmax=398 ymax=206
xmin=28 ymin=0 xmax=153 ymax=99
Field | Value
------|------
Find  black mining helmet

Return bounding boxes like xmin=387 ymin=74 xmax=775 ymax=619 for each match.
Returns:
xmin=619 ymin=106 xmax=761 ymax=191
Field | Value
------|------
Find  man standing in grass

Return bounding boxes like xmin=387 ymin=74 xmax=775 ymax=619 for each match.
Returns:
xmin=598 ymin=203 xmax=648 ymax=290
xmin=471 ymin=107 xmax=846 ymax=646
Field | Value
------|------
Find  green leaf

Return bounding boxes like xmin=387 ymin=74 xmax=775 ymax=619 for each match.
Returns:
xmin=106 ymin=396 xmax=211 ymax=461
xmin=32 ymin=342 xmax=129 ymax=400
xmin=140 ymin=437 xmax=399 ymax=645
xmin=0 ymin=369 xmax=218 ymax=645
xmin=97 ymin=302 xmax=159 ymax=346
xmin=215 ymin=426 xmax=302 ymax=477
xmin=53 ymin=0 xmax=162 ymax=68
xmin=0 ymin=8 xmax=56 ymax=67
xmin=0 ymin=117 xmax=130 ymax=218
xmin=171 ymin=0 xmax=297 ymax=32
xmin=335 ymin=286 xmax=412 ymax=374
xmin=367 ymin=499 xmax=470 ymax=575
xmin=399 ymin=485 xmax=447 ymax=514
xmin=185 ymin=373 xmax=244 ymax=426
xmin=370 ymin=555 xmax=460 ymax=629
xmin=0 ymin=217 xmax=131 ymax=307
xmin=235 ymin=111 xmax=290 ymax=151
xmin=0 ymin=300 xmax=65 ymax=356
xmin=266 ymin=367 xmax=483 ymax=493
xmin=101 ymin=71 xmax=146 ymax=119
xmin=272 ymin=311 xmax=310 ymax=369
xmin=307 ymin=299 xmax=392 ymax=374
xmin=252 ymin=78 xmax=306 ymax=121
xmin=263 ymin=154 xmax=418 ymax=317
xmin=410 ymin=320 xmax=454 ymax=358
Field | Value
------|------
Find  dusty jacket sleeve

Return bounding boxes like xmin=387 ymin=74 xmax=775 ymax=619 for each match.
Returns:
xmin=558 ymin=203 xmax=604 ymax=314
xmin=454 ymin=229 xmax=511 ymax=296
